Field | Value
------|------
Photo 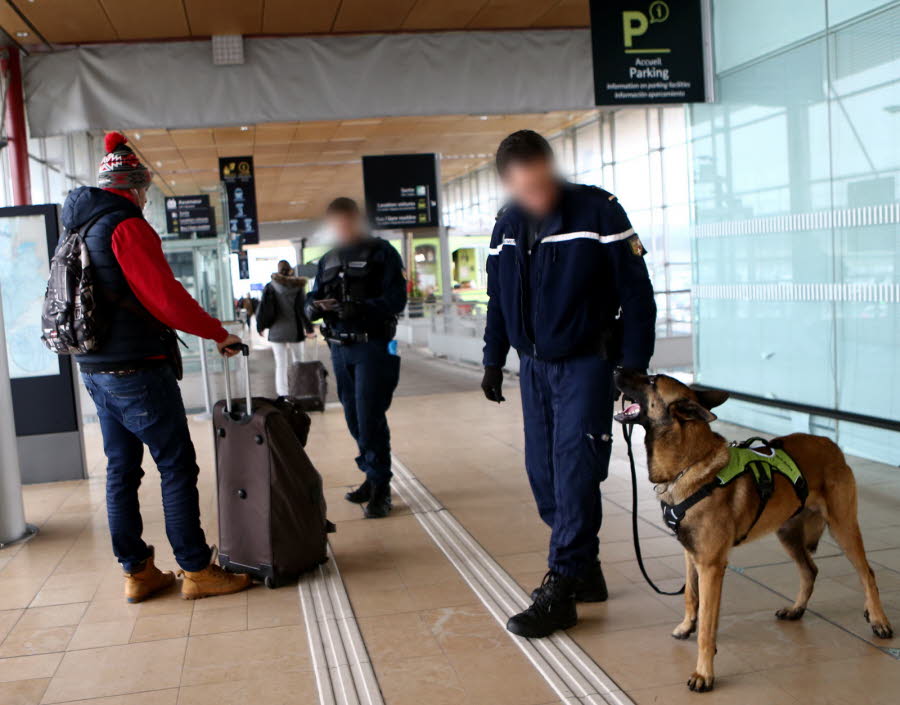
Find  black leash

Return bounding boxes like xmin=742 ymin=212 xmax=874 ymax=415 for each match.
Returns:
xmin=621 ymin=418 xmax=685 ymax=596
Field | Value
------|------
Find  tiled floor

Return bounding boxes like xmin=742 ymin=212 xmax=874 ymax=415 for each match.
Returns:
xmin=2 ymin=348 xmax=898 ymax=705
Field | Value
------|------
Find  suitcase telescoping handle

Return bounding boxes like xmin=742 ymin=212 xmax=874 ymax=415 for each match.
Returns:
xmin=222 ymin=342 xmax=252 ymax=417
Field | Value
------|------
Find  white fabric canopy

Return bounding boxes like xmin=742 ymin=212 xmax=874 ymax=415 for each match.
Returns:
xmin=24 ymin=30 xmax=594 ymax=137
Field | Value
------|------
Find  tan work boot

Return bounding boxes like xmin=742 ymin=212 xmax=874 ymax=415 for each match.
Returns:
xmin=179 ymin=548 xmax=252 ymax=600
xmin=124 ymin=546 xmax=176 ymax=604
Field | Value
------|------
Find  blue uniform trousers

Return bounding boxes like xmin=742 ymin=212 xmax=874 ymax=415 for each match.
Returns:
xmin=519 ymin=354 xmax=615 ymax=578
xmin=330 ymin=340 xmax=401 ymax=487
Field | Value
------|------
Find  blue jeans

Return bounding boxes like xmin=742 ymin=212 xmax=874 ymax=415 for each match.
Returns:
xmin=330 ymin=340 xmax=401 ymax=487
xmin=520 ymin=354 xmax=615 ymax=578
xmin=82 ymin=366 xmax=211 ymax=572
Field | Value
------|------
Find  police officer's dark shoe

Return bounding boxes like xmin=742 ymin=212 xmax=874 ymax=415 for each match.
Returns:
xmin=530 ymin=561 xmax=608 ymax=603
xmin=345 ymin=479 xmax=373 ymax=504
xmin=507 ymin=572 xmax=577 ymax=638
xmin=364 ymin=484 xmax=392 ymax=519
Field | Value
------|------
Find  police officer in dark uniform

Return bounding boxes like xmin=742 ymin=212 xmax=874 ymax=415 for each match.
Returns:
xmin=305 ymin=197 xmax=407 ymax=518
xmin=482 ymin=131 xmax=656 ymax=637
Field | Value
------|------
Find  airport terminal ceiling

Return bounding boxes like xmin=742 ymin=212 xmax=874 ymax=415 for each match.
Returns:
xmin=123 ymin=111 xmax=596 ymax=222
xmin=0 ymin=0 xmax=590 ymax=45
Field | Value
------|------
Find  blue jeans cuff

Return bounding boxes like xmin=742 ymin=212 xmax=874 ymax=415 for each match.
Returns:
xmin=177 ymin=545 xmax=213 ymax=573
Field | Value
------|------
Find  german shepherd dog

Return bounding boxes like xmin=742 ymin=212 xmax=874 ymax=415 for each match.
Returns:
xmin=613 ymin=369 xmax=893 ymax=692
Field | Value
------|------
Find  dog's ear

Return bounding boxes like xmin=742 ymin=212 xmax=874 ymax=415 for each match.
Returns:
xmin=695 ymin=389 xmax=729 ymax=411
xmin=671 ymin=399 xmax=717 ymax=423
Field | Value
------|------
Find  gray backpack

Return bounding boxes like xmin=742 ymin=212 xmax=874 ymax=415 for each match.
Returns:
xmin=40 ymin=213 xmax=105 ymax=355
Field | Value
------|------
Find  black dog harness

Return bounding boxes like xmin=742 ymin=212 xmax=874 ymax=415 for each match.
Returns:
xmin=660 ymin=437 xmax=808 ymax=545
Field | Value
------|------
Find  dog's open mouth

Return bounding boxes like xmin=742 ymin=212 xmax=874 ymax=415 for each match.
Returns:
xmin=614 ymin=403 xmax=641 ymax=424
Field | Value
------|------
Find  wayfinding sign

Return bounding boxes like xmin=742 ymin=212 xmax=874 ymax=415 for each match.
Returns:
xmin=164 ymin=195 xmax=216 ymax=238
xmin=219 ymin=156 xmax=259 ymax=244
xmin=237 ymin=250 xmax=249 ymax=280
xmin=362 ymin=154 xmax=439 ymax=229
xmin=590 ymin=0 xmax=708 ymax=105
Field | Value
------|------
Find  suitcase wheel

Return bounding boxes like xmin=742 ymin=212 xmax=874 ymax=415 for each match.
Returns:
xmin=264 ymin=576 xmax=278 ymax=589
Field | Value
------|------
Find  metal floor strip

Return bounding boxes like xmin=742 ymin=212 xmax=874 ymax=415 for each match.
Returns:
xmin=299 ymin=545 xmax=385 ymax=705
xmin=391 ymin=454 xmax=636 ymax=705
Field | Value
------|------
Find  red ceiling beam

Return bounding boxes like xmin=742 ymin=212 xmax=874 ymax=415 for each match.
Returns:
xmin=2 ymin=46 xmax=32 ymax=206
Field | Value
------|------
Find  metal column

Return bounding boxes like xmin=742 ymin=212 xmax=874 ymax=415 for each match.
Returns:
xmin=437 ymin=225 xmax=454 ymax=312
xmin=0 ymin=286 xmax=34 ymax=546
xmin=434 ymin=154 xmax=454 ymax=313
xmin=2 ymin=47 xmax=32 ymax=206
xmin=401 ymin=230 xmax=413 ymax=271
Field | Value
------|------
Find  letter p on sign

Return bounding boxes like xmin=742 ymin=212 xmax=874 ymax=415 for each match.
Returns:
xmin=622 ymin=11 xmax=648 ymax=47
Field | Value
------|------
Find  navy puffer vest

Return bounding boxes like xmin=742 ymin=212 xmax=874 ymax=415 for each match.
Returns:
xmin=62 ymin=187 xmax=169 ymax=366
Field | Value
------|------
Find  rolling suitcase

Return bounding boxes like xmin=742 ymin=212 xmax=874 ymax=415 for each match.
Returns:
xmin=288 ymin=338 xmax=328 ymax=412
xmin=214 ymin=344 xmax=329 ymax=588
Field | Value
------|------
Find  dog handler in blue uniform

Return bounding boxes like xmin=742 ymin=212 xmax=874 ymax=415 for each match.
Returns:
xmin=305 ymin=197 xmax=407 ymax=518
xmin=482 ymin=131 xmax=657 ymax=637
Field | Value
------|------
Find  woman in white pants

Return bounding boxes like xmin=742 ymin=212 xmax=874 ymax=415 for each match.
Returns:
xmin=271 ymin=341 xmax=303 ymax=396
xmin=257 ymin=260 xmax=312 ymax=397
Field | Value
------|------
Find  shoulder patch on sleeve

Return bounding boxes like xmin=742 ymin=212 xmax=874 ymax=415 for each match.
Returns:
xmin=627 ymin=233 xmax=647 ymax=256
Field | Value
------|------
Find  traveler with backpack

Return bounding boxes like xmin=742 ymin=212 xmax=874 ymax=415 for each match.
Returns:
xmin=256 ymin=259 xmax=313 ymax=396
xmin=49 ymin=132 xmax=252 ymax=603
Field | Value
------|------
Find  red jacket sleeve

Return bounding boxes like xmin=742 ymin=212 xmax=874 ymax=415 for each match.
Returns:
xmin=111 ymin=217 xmax=229 ymax=343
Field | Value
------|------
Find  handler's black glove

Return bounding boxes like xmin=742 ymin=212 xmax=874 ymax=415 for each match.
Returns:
xmin=481 ymin=366 xmax=505 ymax=403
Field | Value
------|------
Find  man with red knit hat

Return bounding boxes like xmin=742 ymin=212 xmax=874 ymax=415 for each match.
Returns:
xmin=65 ymin=131 xmax=251 ymax=602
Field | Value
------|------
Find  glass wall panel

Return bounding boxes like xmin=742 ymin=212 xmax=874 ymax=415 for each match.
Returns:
xmin=70 ymin=133 xmax=93 ymax=184
xmin=691 ymin=0 xmax=900 ymax=462
xmin=47 ymin=165 xmax=68 ymax=207
xmin=830 ymin=4 xmax=900 ymax=460
xmin=828 ymin=0 xmax=895 ymax=25
xmin=662 ymin=143 xmax=690 ymax=207
xmin=614 ymin=110 xmax=648 ymax=161
xmin=28 ymin=158 xmax=48 ymax=205
xmin=661 ymin=107 xmax=688 ymax=148
xmin=713 ymin=0 xmax=826 ymax=72
xmin=0 ymin=130 xmax=135 ymax=223
xmin=575 ymin=122 xmax=600 ymax=178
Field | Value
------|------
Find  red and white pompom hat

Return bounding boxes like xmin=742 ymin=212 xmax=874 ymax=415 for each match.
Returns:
xmin=98 ymin=132 xmax=151 ymax=190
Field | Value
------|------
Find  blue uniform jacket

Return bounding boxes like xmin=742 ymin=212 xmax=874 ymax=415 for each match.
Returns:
xmin=483 ymin=182 xmax=656 ymax=370
xmin=305 ymin=237 xmax=407 ymax=340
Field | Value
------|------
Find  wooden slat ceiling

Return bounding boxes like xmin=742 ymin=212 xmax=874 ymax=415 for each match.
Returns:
xmin=2 ymin=0 xmax=589 ymax=46
xmin=126 ymin=110 xmax=595 ymax=223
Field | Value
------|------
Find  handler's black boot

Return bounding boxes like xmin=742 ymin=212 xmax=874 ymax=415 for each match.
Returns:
xmin=531 ymin=561 xmax=608 ymax=603
xmin=364 ymin=484 xmax=392 ymax=519
xmin=507 ymin=572 xmax=577 ymax=638
xmin=345 ymin=479 xmax=373 ymax=504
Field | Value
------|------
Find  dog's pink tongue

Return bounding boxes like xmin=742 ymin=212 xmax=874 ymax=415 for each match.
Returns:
xmin=625 ymin=403 xmax=640 ymax=416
